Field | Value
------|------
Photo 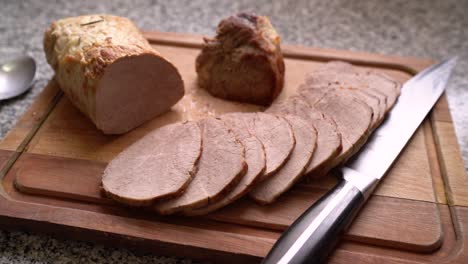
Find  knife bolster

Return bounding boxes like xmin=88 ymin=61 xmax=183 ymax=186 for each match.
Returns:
xmin=340 ymin=167 xmax=379 ymax=200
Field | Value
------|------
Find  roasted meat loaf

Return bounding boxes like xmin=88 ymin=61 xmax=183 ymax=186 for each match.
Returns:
xmin=195 ymin=13 xmax=285 ymax=106
xmin=44 ymin=15 xmax=184 ymax=134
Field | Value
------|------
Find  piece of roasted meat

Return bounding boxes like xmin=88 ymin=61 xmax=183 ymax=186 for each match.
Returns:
xmin=196 ymin=13 xmax=285 ymax=106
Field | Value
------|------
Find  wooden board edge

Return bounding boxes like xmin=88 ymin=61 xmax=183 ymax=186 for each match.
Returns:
xmin=432 ymin=95 xmax=453 ymax=123
xmin=423 ymin=118 xmax=448 ymax=204
xmin=0 ymin=150 xmax=15 ymax=184
xmin=0 ymin=82 xmax=62 ymax=152
xmin=328 ymin=204 xmax=463 ymax=264
xmin=142 ymin=30 xmax=434 ymax=74
xmin=0 ymin=193 xmax=278 ymax=263
xmin=0 ymin=83 xmax=63 ymax=200
xmin=0 ymin=181 xmax=463 ymax=264
xmin=438 ymin=206 xmax=468 ymax=263
xmin=430 ymin=115 xmax=468 ymax=207
xmin=4 ymin=151 xmax=442 ymax=253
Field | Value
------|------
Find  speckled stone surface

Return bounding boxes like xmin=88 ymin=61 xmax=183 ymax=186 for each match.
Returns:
xmin=0 ymin=0 xmax=467 ymax=263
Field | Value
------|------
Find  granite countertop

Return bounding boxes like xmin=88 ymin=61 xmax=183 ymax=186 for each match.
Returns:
xmin=1 ymin=0 xmax=467 ymax=263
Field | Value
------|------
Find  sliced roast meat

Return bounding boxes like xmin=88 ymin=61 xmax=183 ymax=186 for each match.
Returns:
xmin=307 ymin=61 xmax=400 ymax=113
xmin=154 ymin=117 xmax=247 ymax=215
xmin=299 ymin=88 xmax=373 ymax=165
xmin=185 ymin=117 xmax=266 ymax=215
xmin=336 ymin=88 xmax=382 ymax=129
xmin=250 ymin=115 xmax=317 ymax=204
xmin=358 ymin=89 xmax=387 ymax=127
xmin=306 ymin=73 xmax=386 ymax=127
xmin=267 ymin=96 xmax=342 ymax=178
xmin=362 ymin=71 xmax=401 ymax=110
xmin=306 ymin=66 xmax=384 ymax=128
xmin=222 ymin=112 xmax=295 ymax=179
xmin=195 ymin=13 xmax=285 ymax=106
xmin=102 ymin=121 xmax=201 ymax=206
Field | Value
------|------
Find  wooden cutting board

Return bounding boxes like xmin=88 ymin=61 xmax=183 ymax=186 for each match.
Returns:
xmin=1 ymin=31 xmax=467 ymax=263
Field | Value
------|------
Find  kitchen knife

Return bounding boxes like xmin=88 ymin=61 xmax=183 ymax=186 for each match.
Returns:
xmin=262 ymin=58 xmax=457 ymax=264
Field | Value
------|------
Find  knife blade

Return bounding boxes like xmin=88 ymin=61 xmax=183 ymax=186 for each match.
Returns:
xmin=262 ymin=57 xmax=457 ymax=264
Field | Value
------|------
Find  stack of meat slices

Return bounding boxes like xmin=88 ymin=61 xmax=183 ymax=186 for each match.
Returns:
xmin=101 ymin=61 xmax=401 ymax=214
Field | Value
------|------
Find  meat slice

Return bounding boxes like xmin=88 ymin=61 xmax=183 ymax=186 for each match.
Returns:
xmin=267 ymin=96 xmax=342 ymax=178
xmin=358 ymin=89 xmax=386 ymax=127
xmin=250 ymin=115 xmax=317 ymax=204
xmin=101 ymin=121 xmax=201 ymax=206
xmin=222 ymin=112 xmax=295 ymax=179
xmin=299 ymin=88 xmax=373 ymax=165
xmin=307 ymin=61 xmax=400 ymax=113
xmin=154 ymin=117 xmax=247 ymax=215
xmin=44 ymin=15 xmax=184 ymax=134
xmin=306 ymin=73 xmax=386 ymax=128
xmin=185 ymin=117 xmax=266 ymax=215
xmin=362 ymin=71 xmax=401 ymax=111
xmin=195 ymin=13 xmax=285 ymax=106
xmin=335 ymin=88 xmax=382 ymax=129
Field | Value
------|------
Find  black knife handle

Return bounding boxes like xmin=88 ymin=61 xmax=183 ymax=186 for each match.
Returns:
xmin=262 ymin=179 xmax=365 ymax=264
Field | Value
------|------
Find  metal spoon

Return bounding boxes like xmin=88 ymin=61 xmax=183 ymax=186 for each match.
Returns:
xmin=0 ymin=56 xmax=36 ymax=100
